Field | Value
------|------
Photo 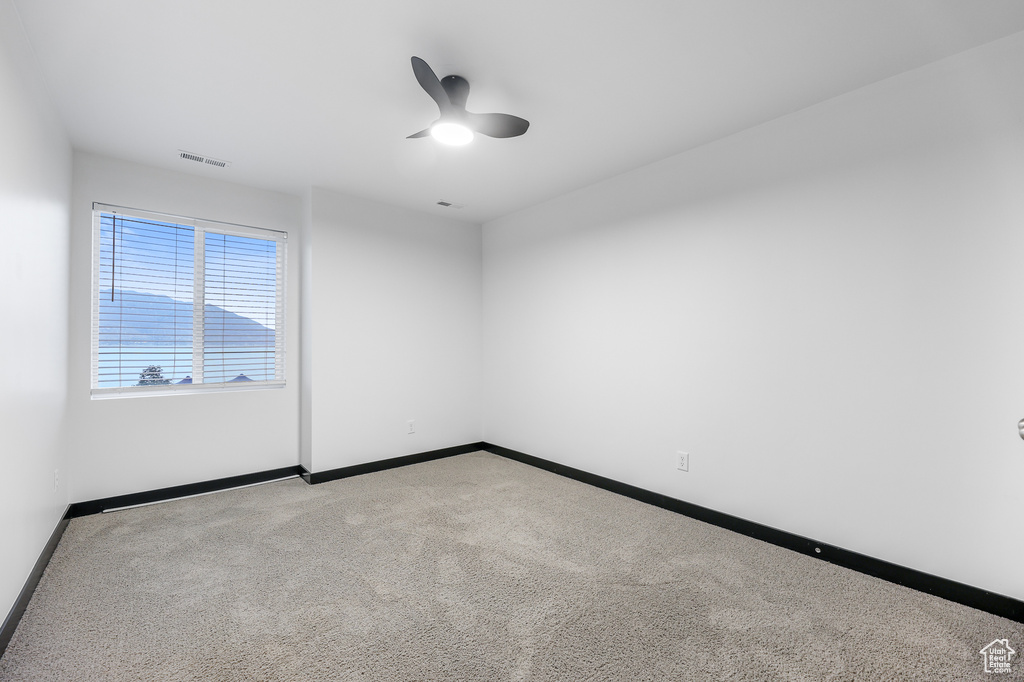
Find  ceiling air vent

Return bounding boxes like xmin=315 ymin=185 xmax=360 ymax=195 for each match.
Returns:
xmin=436 ymin=201 xmax=465 ymax=209
xmin=178 ymin=150 xmax=231 ymax=168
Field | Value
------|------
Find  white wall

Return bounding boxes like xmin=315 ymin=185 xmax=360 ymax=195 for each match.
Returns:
xmin=66 ymin=153 xmax=303 ymax=501
xmin=304 ymin=188 xmax=481 ymax=471
xmin=0 ymin=0 xmax=72 ymax=622
xmin=483 ymin=32 xmax=1024 ymax=599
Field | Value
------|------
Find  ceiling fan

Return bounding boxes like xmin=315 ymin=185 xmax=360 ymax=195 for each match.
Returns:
xmin=407 ymin=56 xmax=529 ymax=146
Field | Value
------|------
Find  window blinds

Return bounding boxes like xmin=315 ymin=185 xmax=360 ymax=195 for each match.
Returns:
xmin=91 ymin=204 xmax=286 ymax=396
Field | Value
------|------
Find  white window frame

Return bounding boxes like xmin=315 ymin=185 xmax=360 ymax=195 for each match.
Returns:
xmin=90 ymin=202 xmax=287 ymax=398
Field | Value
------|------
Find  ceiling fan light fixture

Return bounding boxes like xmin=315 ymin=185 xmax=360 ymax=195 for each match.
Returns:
xmin=430 ymin=121 xmax=474 ymax=146
xmin=408 ymin=57 xmax=528 ymax=143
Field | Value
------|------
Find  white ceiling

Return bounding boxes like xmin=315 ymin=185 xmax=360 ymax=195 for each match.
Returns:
xmin=12 ymin=0 xmax=1024 ymax=223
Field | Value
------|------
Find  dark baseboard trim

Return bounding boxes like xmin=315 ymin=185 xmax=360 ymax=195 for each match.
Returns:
xmin=7 ymin=441 xmax=1016 ymax=666
xmin=68 ymin=465 xmax=305 ymax=517
xmin=1 ymin=507 xmax=71 ymax=658
xmin=481 ymin=442 xmax=1024 ymax=624
xmin=301 ymin=442 xmax=487 ymax=485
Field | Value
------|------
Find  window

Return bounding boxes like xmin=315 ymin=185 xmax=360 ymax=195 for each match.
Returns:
xmin=91 ymin=203 xmax=286 ymax=396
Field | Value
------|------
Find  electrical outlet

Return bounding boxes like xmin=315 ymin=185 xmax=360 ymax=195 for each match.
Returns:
xmin=53 ymin=469 xmax=59 ymax=492
xmin=408 ymin=420 xmax=415 ymax=434
xmin=676 ymin=451 xmax=689 ymax=472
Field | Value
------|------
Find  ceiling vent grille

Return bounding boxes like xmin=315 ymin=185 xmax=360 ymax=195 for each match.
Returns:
xmin=436 ymin=201 xmax=465 ymax=209
xmin=178 ymin=150 xmax=231 ymax=168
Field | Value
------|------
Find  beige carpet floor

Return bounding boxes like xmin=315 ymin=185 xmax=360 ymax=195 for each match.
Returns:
xmin=0 ymin=451 xmax=1020 ymax=681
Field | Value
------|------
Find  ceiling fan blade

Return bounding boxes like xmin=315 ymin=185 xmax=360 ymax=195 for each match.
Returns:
xmin=441 ymin=75 xmax=470 ymax=110
xmin=406 ymin=128 xmax=432 ymax=139
xmin=467 ymin=112 xmax=530 ymax=138
xmin=411 ymin=56 xmax=451 ymax=114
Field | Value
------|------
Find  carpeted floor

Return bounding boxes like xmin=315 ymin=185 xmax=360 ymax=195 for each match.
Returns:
xmin=0 ymin=451 xmax=1020 ymax=681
